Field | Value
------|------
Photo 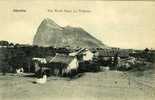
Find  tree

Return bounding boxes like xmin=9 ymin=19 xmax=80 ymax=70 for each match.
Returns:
xmin=144 ymin=48 xmax=149 ymax=53
xmin=0 ymin=40 xmax=9 ymax=46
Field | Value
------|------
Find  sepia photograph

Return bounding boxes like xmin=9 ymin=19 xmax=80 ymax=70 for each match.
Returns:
xmin=0 ymin=0 xmax=155 ymax=100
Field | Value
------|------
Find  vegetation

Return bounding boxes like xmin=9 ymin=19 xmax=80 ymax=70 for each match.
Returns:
xmin=0 ymin=40 xmax=155 ymax=74
xmin=0 ymin=40 xmax=72 ymax=73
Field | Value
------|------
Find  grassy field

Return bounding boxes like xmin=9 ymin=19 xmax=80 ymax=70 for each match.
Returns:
xmin=0 ymin=70 xmax=155 ymax=100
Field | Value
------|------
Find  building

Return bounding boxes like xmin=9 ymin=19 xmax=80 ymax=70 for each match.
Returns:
xmin=32 ymin=57 xmax=47 ymax=71
xmin=48 ymin=54 xmax=79 ymax=76
xmin=83 ymin=49 xmax=94 ymax=61
xmin=69 ymin=48 xmax=94 ymax=61
xmin=95 ymin=49 xmax=129 ymax=58
xmin=31 ymin=48 xmax=94 ymax=77
xmin=93 ymin=49 xmax=130 ymax=68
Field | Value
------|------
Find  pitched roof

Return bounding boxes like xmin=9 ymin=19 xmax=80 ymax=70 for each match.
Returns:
xmin=69 ymin=48 xmax=92 ymax=56
xmin=98 ymin=49 xmax=116 ymax=57
xmin=118 ymin=50 xmax=129 ymax=57
xmin=49 ymin=54 xmax=75 ymax=65
xmin=45 ymin=56 xmax=55 ymax=63
xmin=97 ymin=49 xmax=129 ymax=57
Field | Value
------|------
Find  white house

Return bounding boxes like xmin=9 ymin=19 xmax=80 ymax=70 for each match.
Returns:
xmin=83 ymin=49 xmax=94 ymax=61
xmin=49 ymin=54 xmax=79 ymax=76
xmin=69 ymin=48 xmax=94 ymax=61
xmin=66 ymin=56 xmax=79 ymax=72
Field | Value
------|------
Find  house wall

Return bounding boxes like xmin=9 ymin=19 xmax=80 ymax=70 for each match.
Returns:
xmin=68 ymin=58 xmax=78 ymax=71
xmin=34 ymin=62 xmax=40 ymax=72
xmin=83 ymin=50 xmax=93 ymax=61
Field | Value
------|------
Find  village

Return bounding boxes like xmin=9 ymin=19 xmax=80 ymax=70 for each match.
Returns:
xmin=0 ymin=41 xmax=155 ymax=100
xmin=0 ymin=40 xmax=155 ymax=83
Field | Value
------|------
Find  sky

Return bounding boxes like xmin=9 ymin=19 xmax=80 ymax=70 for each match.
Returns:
xmin=0 ymin=0 xmax=155 ymax=49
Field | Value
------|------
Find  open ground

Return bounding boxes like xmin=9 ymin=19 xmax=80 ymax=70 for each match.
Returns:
xmin=0 ymin=70 xmax=155 ymax=100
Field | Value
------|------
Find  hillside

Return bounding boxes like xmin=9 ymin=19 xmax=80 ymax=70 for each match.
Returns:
xmin=33 ymin=18 xmax=106 ymax=48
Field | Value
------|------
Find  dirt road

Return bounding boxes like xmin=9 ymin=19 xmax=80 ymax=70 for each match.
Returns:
xmin=0 ymin=71 xmax=154 ymax=100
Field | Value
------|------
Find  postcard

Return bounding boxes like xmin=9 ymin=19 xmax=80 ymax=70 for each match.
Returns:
xmin=0 ymin=0 xmax=155 ymax=100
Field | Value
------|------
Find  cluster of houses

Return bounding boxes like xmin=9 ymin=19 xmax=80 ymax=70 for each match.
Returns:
xmin=0 ymin=41 xmax=142 ymax=79
xmin=32 ymin=48 xmax=94 ymax=77
xmin=31 ymin=48 xmax=135 ymax=78
xmin=1 ymin=41 xmax=154 ymax=84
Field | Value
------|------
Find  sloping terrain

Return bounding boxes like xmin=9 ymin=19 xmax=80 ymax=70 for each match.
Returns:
xmin=33 ymin=18 xmax=105 ymax=48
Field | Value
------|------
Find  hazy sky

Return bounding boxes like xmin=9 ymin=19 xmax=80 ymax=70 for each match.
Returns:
xmin=0 ymin=0 xmax=155 ymax=49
